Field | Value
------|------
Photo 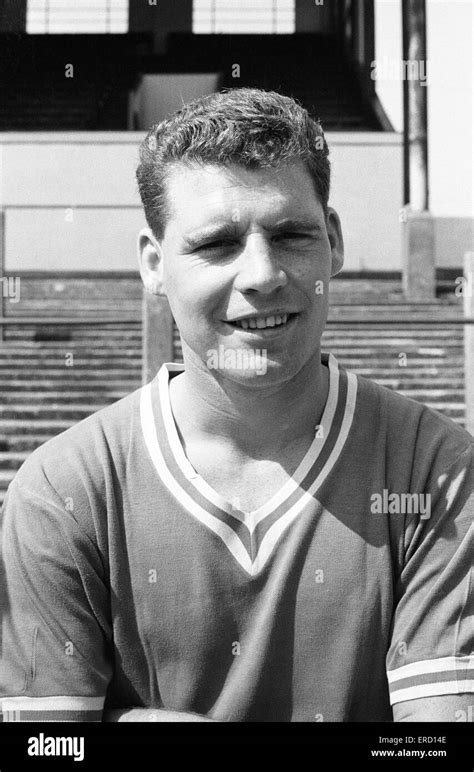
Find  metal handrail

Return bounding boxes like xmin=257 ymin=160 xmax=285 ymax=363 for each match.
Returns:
xmin=0 ymin=317 xmax=473 ymax=326
xmin=0 ymin=317 xmax=140 ymax=326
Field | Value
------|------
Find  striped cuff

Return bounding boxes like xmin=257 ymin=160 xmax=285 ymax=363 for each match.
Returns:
xmin=387 ymin=656 xmax=474 ymax=705
xmin=1 ymin=695 xmax=104 ymax=722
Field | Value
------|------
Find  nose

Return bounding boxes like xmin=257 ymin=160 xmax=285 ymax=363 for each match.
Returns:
xmin=233 ymin=234 xmax=288 ymax=294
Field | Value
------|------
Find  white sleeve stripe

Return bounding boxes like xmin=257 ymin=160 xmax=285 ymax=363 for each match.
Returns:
xmin=387 ymin=656 xmax=473 ymax=683
xmin=389 ymin=679 xmax=474 ymax=705
xmin=1 ymin=696 xmax=104 ymax=711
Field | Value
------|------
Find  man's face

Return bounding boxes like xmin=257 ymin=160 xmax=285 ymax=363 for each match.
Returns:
xmin=148 ymin=160 xmax=343 ymax=386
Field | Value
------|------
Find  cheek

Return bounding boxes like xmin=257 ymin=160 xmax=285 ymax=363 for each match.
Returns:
xmin=165 ymin=263 xmax=225 ymax=321
xmin=292 ymin=253 xmax=330 ymax=297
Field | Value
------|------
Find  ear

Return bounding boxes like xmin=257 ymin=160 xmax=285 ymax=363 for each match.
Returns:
xmin=326 ymin=207 xmax=344 ymax=277
xmin=137 ymin=227 xmax=165 ymax=295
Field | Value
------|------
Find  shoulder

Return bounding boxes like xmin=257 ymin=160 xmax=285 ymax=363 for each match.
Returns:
xmin=353 ymin=371 xmax=473 ymax=475
xmin=5 ymin=385 xmax=145 ymax=523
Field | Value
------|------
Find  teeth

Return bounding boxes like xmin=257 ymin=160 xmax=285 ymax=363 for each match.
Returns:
xmin=235 ymin=313 xmax=291 ymax=329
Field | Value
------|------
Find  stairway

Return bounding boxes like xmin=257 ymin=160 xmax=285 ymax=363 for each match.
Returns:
xmin=0 ymin=34 xmax=150 ymax=130
xmin=0 ymin=32 xmax=381 ymax=132
xmin=163 ymin=32 xmax=382 ymax=130
xmin=0 ymin=277 xmax=466 ymax=508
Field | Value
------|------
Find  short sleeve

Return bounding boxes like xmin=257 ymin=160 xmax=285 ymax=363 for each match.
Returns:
xmin=0 ymin=472 xmax=113 ymax=721
xmin=386 ymin=443 xmax=474 ymax=706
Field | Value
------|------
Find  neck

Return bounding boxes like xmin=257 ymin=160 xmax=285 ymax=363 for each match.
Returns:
xmin=168 ymin=349 xmax=329 ymax=455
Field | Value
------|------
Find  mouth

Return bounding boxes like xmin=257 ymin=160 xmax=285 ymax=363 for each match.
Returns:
xmin=225 ymin=312 xmax=299 ymax=331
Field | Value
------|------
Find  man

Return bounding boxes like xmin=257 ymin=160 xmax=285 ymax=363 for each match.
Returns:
xmin=0 ymin=89 xmax=472 ymax=722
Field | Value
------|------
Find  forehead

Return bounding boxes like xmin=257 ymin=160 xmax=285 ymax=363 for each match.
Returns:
xmin=163 ymin=161 xmax=323 ymax=229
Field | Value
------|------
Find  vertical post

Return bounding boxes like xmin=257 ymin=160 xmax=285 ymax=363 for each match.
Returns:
xmin=142 ymin=290 xmax=174 ymax=385
xmin=405 ymin=0 xmax=429 ymax=212
xmin=211 ymin=0 xmax=216 ymax=33
xmin=363 ymin=0 xmax=375 ymax=91
xmin=402 ymin=0 xmax=410 ymax=205
xmin=351 ymin=0 xmax=358 ymax=63
xmin=401 ymin=0 xmax=435 ymax=300
xmin=464 ymin=251 xmax=474 ymax=436
xmin=0 ymin=210 xmax=4 ymax=343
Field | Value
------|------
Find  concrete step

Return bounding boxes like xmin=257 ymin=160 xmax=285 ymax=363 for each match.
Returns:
xmin=0 ymin=405 xmax=106 ymax=420
xmin=0 ymin=352 xmax=142 ymax=364
xmin=325 ymin=357 xmax=464 ymax=366
xmin=0 ymin=435 xmax=65 ymax=452
xmin=0 ymin=341 xmax=142 ymax=351
xmin=0 ymin=358 xmax=142 ymax=369
xmin=0 ymin=376 xmax=464 ymax=390
xmin=345 ymin=367 xmax=465 ymax=376
xmin=0 ymin=468 xmax=16 ymax=498
xmin=0 ymin=378 xmax=140 ymax=389
xmin=0 ymin=346 xmax=142 ymax=356
xmin=0 ymin=452 xmax=29 ymax=470
xmin=385 ymin=389 xmax=464 ymax=400
xmin=0 ymin=387 xmax=464 ymax=405
xmin=0 ymin=391 xmax=130 ymax=404
xmin=0 ymin=369 xmax=142 ymax=379
xmin=4 ymin=328 xmax=142 ymax=336
xmin=0 ymin=419 xmax=74 ymax=435
xmin=372 ymin=378 xmax=464 ymax=389
xmin=420 ymin=404 xmax=465 ymax=416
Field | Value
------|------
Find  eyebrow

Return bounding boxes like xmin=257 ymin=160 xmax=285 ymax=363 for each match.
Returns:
xmin=182 ymin=222 xmax=239 ymax=250
xmin=182 ymin=218 xmax=322 ymax=250
xmin=271 ymin=218 xmax=322 ymax=233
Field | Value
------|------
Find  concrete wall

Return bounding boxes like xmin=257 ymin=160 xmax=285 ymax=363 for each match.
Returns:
xmin=328 ymin=133 xmax=402 ymax=272
xmin=1 ymin=130 xmax=465 ymax=274
xmin=1 ymin=133 xmax=146 ymax=273
xmin=132 ymin=73 xmax=220 ymax=129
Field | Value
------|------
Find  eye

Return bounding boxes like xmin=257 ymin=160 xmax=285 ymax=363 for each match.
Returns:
xmin=274 ymin=232 xmax=313 ymax=241
xmin=197 ymin=240 xmax=235 ymax=251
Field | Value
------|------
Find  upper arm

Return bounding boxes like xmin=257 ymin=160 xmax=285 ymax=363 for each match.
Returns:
xmin=386 ymin=444 xmax=474 ymax=718
xmin=0 ymin=474 xmax=112 ymax=721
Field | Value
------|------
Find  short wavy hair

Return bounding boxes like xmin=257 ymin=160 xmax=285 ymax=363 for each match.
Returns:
xmin=136 ymin=88 xmax=330 ymax=239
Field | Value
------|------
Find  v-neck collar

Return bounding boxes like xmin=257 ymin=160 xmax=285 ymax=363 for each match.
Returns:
xmin=140 ymin=353 xmax=357 ymax=576
xmin=160 ymin=353 xmax=339 ymax=526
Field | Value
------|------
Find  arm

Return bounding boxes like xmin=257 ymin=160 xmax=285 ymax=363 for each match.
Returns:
xmin=104 ymin=708 xmax=219 ymax=722
xmin=385 ymin=443 xmax=474 ymax=721
xmin=393 ymin=695 xmax=474 ymax=722
xmin=0 ymin=476 xmax=112 ymax=721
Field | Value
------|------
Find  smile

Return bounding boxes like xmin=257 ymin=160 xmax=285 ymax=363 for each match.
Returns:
xmin=227 ymin=313 xmax=298 ymax=330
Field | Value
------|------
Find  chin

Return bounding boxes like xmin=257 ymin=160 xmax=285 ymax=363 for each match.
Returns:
xmin=215 ymin=355 xmax=304 ymax=388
